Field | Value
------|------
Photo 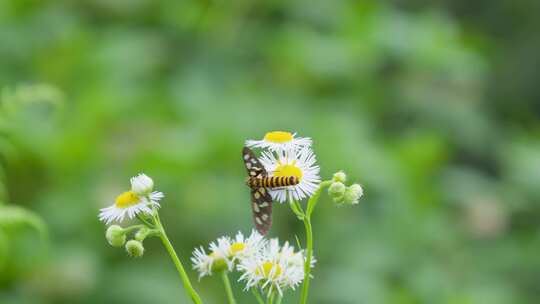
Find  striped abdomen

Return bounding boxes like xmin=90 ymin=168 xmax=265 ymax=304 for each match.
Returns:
xmin=248 ymin=176 xmax=300 ymax=189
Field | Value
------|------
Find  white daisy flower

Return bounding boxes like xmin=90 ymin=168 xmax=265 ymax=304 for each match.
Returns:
xmin=99 ymin=174 xmax=163 ymax=224
xmin=191 ymin=246 xmax=228 ymax=279
xmin=228 ymin=230 xmax=266 ymax=262
xmin=238 ymin=238 xmax=313 ymax=296
xmin=259 ymin=147 xmax=321 ymax=203
xmin=246 ymin=131 xmax=312 ymax=152
xmin=208 ymin=236 xmax=236 ymax=271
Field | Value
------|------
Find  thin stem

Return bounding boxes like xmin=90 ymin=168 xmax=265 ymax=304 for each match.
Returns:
xmin=266 ymin=290 xmax=275 ymax=304
xmin=299 ymin=216 xmax=313 ymax=304
xmin=299 ymin=180 xmax=332 ymax=304
xmin=136 ymin=213 xmax=155 ymax=228
xmin=305 ymin=180 xmax=332 ymax=217
xmin=154 ymin=214 xmax=203 ymax=304
xmin=276 ymin=294 xmax=283 ymax=304
xmin=252 ymin=289 xmax=265 ymax=304
xmin=288 ymin=198 xmax=304 ymax=219
xmin=122 ymin=224 xmax=145 ymax=234
xmin=221 ymin=272 xmax=237 ymax=304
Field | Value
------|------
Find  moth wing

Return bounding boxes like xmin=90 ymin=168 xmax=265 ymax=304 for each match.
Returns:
xmin=242 ymin=147 xmax=267 ymax=178
xmin=250 ymin=187 xmax=273 ymax=235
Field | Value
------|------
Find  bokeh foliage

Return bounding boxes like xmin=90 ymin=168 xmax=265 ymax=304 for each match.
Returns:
xmin=1 ymin=0 xmax=539 ymax=303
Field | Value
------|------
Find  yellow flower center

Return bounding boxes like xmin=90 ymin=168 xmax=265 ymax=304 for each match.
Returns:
xmin=257 ymin=261 xmax=282 ymax=279
xmin=230 ymin=242 xmax=246 ymax=255
xmin=115 ymin=191 xmax=140 ymax=208
xmin=274 ymin=161 xmax=303 ymax=180
xmin=264 ymin=131 xmax=294 ymax=143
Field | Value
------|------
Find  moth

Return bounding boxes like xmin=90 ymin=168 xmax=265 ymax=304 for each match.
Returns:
xmin=242 ymin=147 xmax=299 ymax=235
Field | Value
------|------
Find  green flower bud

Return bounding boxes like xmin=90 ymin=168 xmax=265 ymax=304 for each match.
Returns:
xmin=332 ymin=194 xmax=345 ymax=205
xmin=106 ymin=225 xmax=126 ymax=247
xmin=332 ymin=171 xmax=347 ymax=183
xmin=125 ymin=240 xmax=144 ymax=257
xmin=135 ymin=227 xmax=150 ymax=241
xmin=349 ymin=184 xmax=363 ymax=197
xmin=328 ymin=182 xmax=346 ymax=198
xmin=343 ymin=184 xmax=363 ymax=205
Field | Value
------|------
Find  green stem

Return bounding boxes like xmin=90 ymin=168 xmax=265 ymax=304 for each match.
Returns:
xmin=289 ymin=198 xmax=304 ymax=219
xmin=252 ymin=289 xmax=265 ymax=304
xmin=299 ymin=216 xmax=313 ymax=304
xmin=305 ymin=180 xmax=332 ymax=218
xmin=266 ymin=290 xmax=275 ymax=304
xmin=299 ymin=180 xmax=332 ymax=304
xmin=154 ymin=214 xmax=203 ymax=304
xmin=221 ymin=272 xmax=237 ymax=304
xmin=122 ymin=224 xmax=145 ymax=234
xmin=276 ymin=294 xmax=283 ymax=304
xmin=136 ymin=213 xmax=155 ymax=228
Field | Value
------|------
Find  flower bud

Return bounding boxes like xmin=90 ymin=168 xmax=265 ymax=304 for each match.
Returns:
xmin=131 ymin=173 xmax=154 ymax=195
xmin=343 ymin=184 xmax=363 ymax=205
xmin=328 ymin=182 xmax=346 ymax=198
xmin=332 ymin=195 xmax=345 ymax=205
xmin=106 ymin=225 xmax=126 ymax=247
xmin=135 ymin=227 xmax=150 ymax=241
xmin=126 ymin=240 xmax=145 ymax=257
xmin=332 ymin=171 xmax=347 ymax=183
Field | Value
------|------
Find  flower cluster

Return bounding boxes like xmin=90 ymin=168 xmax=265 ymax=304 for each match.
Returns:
xmin=98 ymin=132 xmax=364 ymax=304
xmin=246 ymin=131 xmax=321 ymax=203
xmin=100 ymin=174 xmax=163 ymax=257
xmin=328 ymin=171 xmax=364 ymax=205
xmin=104 ymin=224 xmax=148 ymax=257
xmin=238 ymin=238 xmax=314 ymax=296
xmin=192 ymin=230 xmax=314 ymax=296
xmin=191 ymin=230 xmax=265 ymax=278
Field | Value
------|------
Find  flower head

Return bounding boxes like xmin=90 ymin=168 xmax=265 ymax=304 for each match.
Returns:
xmin=238 ymin=238 xmax=313 ymax=296
xmin=259 ymin=147 xmax=321 ymax=203
xmin=229 ymin=230 xmax=266 ymax=260
xmin=246 ymin=131 xmax=312 ymax=153
xmin=99 ymin=174 xmax=164 ymax=224
xmin=191 ymin=230 xmax=266 ymax=279
xmin=191 ymin=246 xmax=228 ymax=279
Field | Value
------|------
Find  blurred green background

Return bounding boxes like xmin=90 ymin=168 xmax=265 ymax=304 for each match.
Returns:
xmin=1 ymin=0 xmax=540 ymax=303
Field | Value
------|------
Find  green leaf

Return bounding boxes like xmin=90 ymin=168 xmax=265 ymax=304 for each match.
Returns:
xmin=306 ymin=180 xmax=332 ymax=218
